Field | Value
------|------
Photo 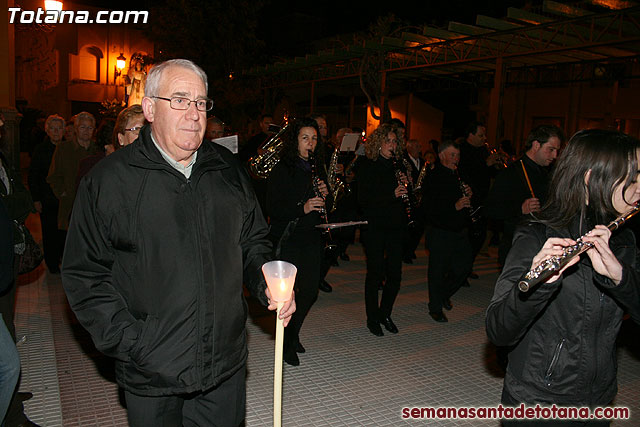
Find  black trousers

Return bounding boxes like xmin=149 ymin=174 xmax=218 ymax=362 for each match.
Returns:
xmin=363 ymin=224 xmax=403 ymax=322
xmin=426 ymin=227 xmax=472 ymax=313
xmin=125 ymin=365 xmax=246 ymax=427
xmin=280 ymin=232 xmax=323 ymax=355
xmin=40 ymin=199 xmax=64 ymax=271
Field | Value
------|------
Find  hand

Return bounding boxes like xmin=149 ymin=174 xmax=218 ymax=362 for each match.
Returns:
xmin=582 ymin=225 xmax=623 ymax=285
xmin=455 ymin=196 xmax=471 ymax=210
xmin=34 ymin=201 xmax=43 ymax=213
xmin=265 ymin=288 xmax=296 ymax=327
xmin=530 ymin=237 xmax=580 ymax=284
xmin=486 ymin=152 xmax=503 ymax=167
xmin=304 ymin=196 xmax=325 ymax=214
xmin=461 ymin=183 xmax=473 ymax=198
xmin=394 ymin=184 xmax=408 ymax=198
xmin=521 ymin=198 xmax=541 ymax=215
xmin=397 ymin=171 xmax=409 ymax=187
xmin=316 ymin=180 xmax=329 ymax=197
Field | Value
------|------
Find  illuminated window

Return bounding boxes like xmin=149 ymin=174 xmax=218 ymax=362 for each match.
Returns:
xmin=70 ymin=45 xmax=103 ymax=82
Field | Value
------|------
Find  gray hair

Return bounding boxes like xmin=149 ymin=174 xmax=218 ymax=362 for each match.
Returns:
xmin=45 ymin=114 xmax=65 ymax=129
xmin=74 ymin=112 xmax=95 ymax=128
xmin=144 ymin=59 xmax=208 ymax=97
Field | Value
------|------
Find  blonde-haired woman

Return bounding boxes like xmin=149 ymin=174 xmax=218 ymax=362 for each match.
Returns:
xmin=357 ymin=122 xmax=410 ymax=336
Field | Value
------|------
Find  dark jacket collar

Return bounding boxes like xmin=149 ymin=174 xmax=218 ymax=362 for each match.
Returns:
xmin=128 ymin=124 xmax=230 ymax=173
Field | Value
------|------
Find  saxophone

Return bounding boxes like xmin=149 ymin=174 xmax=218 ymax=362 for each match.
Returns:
xmin=412 ymin=159 xmax=429 ymax=205
xmin=327 ymin=147 xmax=348 ymax=212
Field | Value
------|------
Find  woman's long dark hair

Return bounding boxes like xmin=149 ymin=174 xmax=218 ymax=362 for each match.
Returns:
xmin=280 ymin=117 xmax=325 ymax=167
xmin=539 ymin=129 xmax=640 ymax=230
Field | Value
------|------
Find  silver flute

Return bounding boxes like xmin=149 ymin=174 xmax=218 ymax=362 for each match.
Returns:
xmin=518 ymin=202 xmax=640 ymax=292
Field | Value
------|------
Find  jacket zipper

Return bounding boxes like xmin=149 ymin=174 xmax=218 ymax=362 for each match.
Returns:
xmin=587 ymin=292 xmax=605 ymax=403
xmin=544 ymin=338 xmax=565 ymax=387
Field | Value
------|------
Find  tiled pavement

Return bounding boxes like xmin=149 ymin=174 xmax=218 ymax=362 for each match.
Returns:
xmin=13 ymin=214 xmax=640 ymax=426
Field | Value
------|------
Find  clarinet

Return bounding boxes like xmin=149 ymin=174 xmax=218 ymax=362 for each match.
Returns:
xmin=518 ymin=203 xmax=640 ymax=292
xmin=454 ymin=167 xmax=481 ymax=224
xmin=390 ymin=152 xmax=415 ymax=227
xmin=307 ymin=151 xmax=336 ymax=248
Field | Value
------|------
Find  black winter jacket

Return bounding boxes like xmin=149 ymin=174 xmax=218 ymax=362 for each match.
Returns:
xmin=486 ymin=218 xmax=640 ymax=406
xmin=62 ymin=125 xmax=272 ymax=396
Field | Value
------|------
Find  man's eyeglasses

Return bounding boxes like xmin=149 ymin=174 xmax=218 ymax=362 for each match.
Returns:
xmin=152 ymin=96 xmax=213 ymax=112
xmin=125 ymin=126 xmax=143 ymax=133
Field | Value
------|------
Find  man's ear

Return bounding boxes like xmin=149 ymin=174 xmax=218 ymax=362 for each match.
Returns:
xmin=584 ymin=169 xmax=592 ymax=205
xmin=531 ymin=140 xmax=541 ymax=154
xmin=141 ymin=97 xmax=155 ymax=123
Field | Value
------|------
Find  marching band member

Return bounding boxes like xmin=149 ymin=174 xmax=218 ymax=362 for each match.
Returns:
xmin=267 ymin=117 xmax=330 ymax=366
xmin=357 ymin=122 xmax=408 ymax=336
xmin=487 ymin=129 xmax=640 ymax=425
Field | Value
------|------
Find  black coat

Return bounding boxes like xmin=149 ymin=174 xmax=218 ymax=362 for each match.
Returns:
xmin=62 ymin=125 xmax=272 ymax=396
xmin=357 ymin=156 xmax=406 ymax=229
xmin=266 ymin=158 xmax=326 ymax=243
xmin=0 ymin=202 xmax=12 ymax=293
xmin=486 ymin=218 xmax=640 ymax=406
xmin=28 ymin=138 xmax=58 ymax=204
xmin=423 ymin=163 xmax=468 ymax=231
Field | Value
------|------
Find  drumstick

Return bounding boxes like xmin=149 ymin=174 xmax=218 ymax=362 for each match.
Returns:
xmin=520 ymin=160 xmax=536 ymax=199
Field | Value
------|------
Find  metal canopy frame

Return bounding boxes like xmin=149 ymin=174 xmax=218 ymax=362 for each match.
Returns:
xmin=245 ymin=1 xmax=640 ymax=90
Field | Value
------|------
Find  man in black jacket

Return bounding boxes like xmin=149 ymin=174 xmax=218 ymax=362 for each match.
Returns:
xmin=484 ymin=125 xmax=564 ymax=268
xmin=62 ymin=59 xmax=294 ymax=427
xmin=423 ymin=141 xmax=473 ymax=323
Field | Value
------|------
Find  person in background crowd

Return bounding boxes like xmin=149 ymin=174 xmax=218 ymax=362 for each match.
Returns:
xmin=0 ymin=201 xmax=20 ymax=425
xmin=28 ymin=114 xmax=65 ymax=274
xmin=1 ymin=118 xmax=40 ymax=427
xmin=267 ymin=117 xmax=329 ymax=366
xmin=423 ymin=140 xmax=474 ymax=323
xmin=205 ymin=116 xmax=225 ymax=140
xmin=47 ymin=111 xmax=96 ymax=233
xmin=61 ymin=59 xmax=294 ymax=426
xmin=403 ymin=139 xmax=425 ymax=264
xmin=114 ymin=104 xmax=145 ymax=150
xmin=458 ymin=121 xmax=503 ymax=280
xmin=358 ymin=122 xmax=408 ymax=336
xmin=76 ymin=118 xmax=116 ymax=186
xmin=485 ymin=125 xmax=564 ymax=268
xmin=487 ymin=129 xmax=640 ymax=426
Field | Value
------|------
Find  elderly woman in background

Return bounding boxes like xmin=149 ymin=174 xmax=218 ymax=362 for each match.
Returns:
xmin=114 ymin=104 xmax=145 ymax=150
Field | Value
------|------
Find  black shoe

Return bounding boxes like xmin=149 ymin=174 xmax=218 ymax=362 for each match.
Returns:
xmin=461 ymin=280 xmax=471 ymax=287
xmin=367 ymin=321 xmax=384 ymax=336
xmin=330 ymin=259 xmax=340 ymax=267
xmin=339 ymin=252 xmax=350 ymax=261
xmin=443 ymin=299 xmax=453 ymax=311
xmin=319 ymin=280 xmax=333 ymax=293
xmin=379 ymin=317 xmax=398 ymax=334
xmin=429 ymin=312 xmax=448 ymax=323
xmin=469 ymin=272 xmax=479 ymax=279
xmin=17 ymin=391 xmax=34 ymax=402
xmin=284 ymin=351 xmax=300 ymax=366
xmin=296 ymin=342 xmax=306 ymax=353
xmin=403 ymin=257 xmax=413 ymax=264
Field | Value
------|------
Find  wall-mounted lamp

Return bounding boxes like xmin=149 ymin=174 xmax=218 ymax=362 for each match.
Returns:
xmin=114 ymin=53 xmax=126 ymax=84
xmin=44 ymin=0 xmax=63 ymax=11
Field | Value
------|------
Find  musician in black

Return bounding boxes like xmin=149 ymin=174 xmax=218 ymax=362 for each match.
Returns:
xmin=403 ymin=139 xmax=425 ymax=263
xmin=266 ymin=118 xmax=329 ymax=366
xmin=357 ymin=122 xmax=408 ymax=336
xmin=487 ymin=129 xmax=640 ymax=425
xmin=423 ymin=140 xmax=473 ymax=323
xmin=458 ymin=121 xmax=504 ymax=278
xmin=485 ymin=125 xmax=564 ymax=268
